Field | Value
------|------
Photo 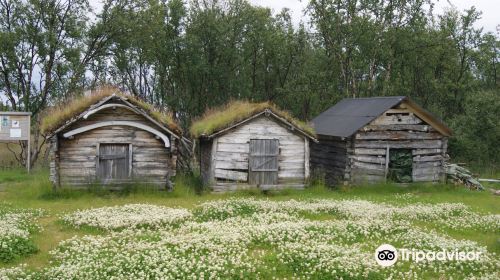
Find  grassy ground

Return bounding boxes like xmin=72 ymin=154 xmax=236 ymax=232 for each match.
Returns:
xmin=0 ymin=168 xmax=499 ymax=275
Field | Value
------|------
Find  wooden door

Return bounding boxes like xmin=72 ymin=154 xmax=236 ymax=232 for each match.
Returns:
xmin=98 ymin=144 xmax=130 ymax=183
xmin=249 ymin=139 xmax=279 ymax=186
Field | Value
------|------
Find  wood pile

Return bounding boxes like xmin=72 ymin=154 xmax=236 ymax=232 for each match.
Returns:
xmin=445 ymin=163 xmax=484 ymax=190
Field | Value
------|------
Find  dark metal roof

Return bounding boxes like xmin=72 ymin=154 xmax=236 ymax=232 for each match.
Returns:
xmin=312 ymin=96 xmax=407 ymax=137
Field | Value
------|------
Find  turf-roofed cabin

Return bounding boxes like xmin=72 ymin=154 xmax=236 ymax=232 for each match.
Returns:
xmin=43 ymin=89 xmax=182 ymax=189
xmin=311 ymin=96 xmax=452 ymax=185
xmin=191 ymin=102 xmax=317 ymax=192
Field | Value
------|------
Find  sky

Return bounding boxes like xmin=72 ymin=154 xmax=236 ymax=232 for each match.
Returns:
xmin=88 ymin=0 xmax=498 ymax=33
xmin=248 ymin=0 xmax=499 ymax=33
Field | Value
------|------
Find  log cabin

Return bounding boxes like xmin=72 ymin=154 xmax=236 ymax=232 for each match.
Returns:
xmin=191 ymin=101 xmax=317 ymax=192
xmin=311 ymin=96 xmax=452 ymax=185
xmin=43 ymin=88 xmax=182 ymax=189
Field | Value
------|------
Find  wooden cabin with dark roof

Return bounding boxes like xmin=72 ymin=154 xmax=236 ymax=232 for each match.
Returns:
xmin=43 ymin=88 xmax=182 ymax=189
xmin=311 ymin=96 xmax=452 ymax=185
xmin=191 ymin=101 xmax=317 ymax=192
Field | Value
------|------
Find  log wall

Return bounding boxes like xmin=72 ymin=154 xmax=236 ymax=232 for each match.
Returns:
xmin=349 ymin=108 xmax=447 ymax=184
xmin=201 ymin=115 xmax=308 ymax=192
xmin=51 ymin=105 xmax=176 ymax=188
xmin=310 ymin=136 xmax=349 ymax=186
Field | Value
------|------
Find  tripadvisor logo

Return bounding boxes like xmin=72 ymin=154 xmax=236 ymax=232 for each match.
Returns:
xmin=375 ymin=244 xmax=483 ymax=267
xmin=375 ymin=244 xmax=398 ymax=267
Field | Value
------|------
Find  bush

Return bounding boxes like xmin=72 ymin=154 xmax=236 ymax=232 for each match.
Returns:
xmin=448 ymin=90 xmax=500 ymax=168
xmin=0 ymin=206 xmax=42 ymax=262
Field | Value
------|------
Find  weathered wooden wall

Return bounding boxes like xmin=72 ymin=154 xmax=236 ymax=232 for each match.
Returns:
xmin=310 ymin=136 xmax=349 ymax=186
xmin=349 ymin=108 xmax=447 ymax=184
xmin=201 ymin=115 xmax=308 ymax=192
xmin=50 ymin=105 xmax=176 ymax=188
xmin=311 ymin=106 xmax=448 ymax=186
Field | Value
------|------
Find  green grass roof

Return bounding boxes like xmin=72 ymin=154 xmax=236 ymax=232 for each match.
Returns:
xmin=190 ymin=101 xmax=315 ymax=138
xmin=41 ymin=86 xmax=182 ymax=135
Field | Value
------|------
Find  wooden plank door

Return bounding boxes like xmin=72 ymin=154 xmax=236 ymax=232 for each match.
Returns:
xmin=98 ymin=144 xmax=130 ymax=183
xmin=249 ymin=139 xmax=279 ymax=186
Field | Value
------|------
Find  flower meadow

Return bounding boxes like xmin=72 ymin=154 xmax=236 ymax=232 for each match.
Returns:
xmin=1 ymin=199 xmax=499 ymax=279
xmin=61 ymin=204 xmax=193 ymax=231
xmin=0 ymin=205 xmax=43 ymax=263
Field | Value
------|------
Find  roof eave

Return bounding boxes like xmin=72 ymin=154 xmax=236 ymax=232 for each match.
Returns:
xmin=200 ymin=109 xmax=317 ymax=141
xmin=402 ymin=99 xmax=453 ymax=137
xmin=50 ymin=94 xmax=181 ymax=138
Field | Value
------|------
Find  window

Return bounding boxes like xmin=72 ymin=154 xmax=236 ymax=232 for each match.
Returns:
xmin=97 ymin=143 xmax=132 ymax=183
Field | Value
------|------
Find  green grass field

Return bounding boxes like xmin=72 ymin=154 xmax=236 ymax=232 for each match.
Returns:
xmin=0 ymin=168 xmax=499 ymax=279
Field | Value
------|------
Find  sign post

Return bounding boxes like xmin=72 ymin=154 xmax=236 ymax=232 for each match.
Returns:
xmin=0 ymin=112 xmax=32 ymax=172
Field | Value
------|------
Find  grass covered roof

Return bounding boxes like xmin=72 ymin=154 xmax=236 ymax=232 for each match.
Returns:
xmin=190 ymin=101 xmax=315 ymax=138
xmin=41 ymin=86 xmax=182 ymax=135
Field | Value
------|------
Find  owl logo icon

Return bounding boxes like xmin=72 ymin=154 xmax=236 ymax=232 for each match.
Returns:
xmin=375 ymin=244 xmax=398 ymax=267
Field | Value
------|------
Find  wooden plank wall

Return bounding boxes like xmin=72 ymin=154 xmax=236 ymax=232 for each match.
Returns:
xmin=209 ymin=116 xmax=307 ymax=192
xmin=310 ymin=136 xmax=349 ymax=186
xmin=55 ymin=105 xmax=175 ymax=187
xmin=350 ymin=107 xmax=447 ymax=184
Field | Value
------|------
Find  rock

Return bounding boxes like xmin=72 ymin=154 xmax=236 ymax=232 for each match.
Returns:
xmin=494 ymin=190 xmax=500 ymax=196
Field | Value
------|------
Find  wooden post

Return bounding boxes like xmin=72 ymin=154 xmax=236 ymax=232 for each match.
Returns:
xmin=27 ymin=114 xmax=31 ymax=173
xmin=304 ymin=137 xmax=310 ymax=180
xmin=384 ymin=145 xmax=390 ymax=181
xmin=209 ymin=138 xmax=218 ymax=185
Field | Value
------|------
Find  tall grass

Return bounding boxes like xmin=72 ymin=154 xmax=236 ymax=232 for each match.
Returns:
xmin=1 ymin=168 xmax=498 ymax=213
xmin=190 ymin=100 xmax=315 ymax=137
xmin=40 ymin=86 xmax=181 ymax=135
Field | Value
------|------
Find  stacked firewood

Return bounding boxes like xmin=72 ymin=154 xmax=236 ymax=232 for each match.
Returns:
xmin=445 ymin=163 xmax=484 ymax=190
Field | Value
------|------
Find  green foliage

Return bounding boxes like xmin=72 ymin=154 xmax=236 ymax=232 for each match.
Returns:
xmin=0 ymin=236 xmax=38 ymax=263
xmin=388 ymin=150 xmax=413 ymax=183
xmin=1 ymin=0 xmax=499 ymax=168
xmin=449 ymin=90 xmax=500 ymax=166
xmin=194 ymin=199 xmax=260 ymax=221
xmin=0 ymin=206 xmax=41 ymax=263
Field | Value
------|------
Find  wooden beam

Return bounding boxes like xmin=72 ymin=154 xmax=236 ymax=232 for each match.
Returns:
xmin=119 ymin=98 xmax=180 ymax=139
xmin=215 ymin=168 xmax=248 ymax=181
xmin=384 ymin=146 xmax=389 ymax=181
xmin=128 ymin=143 xmax=133 ymax=178
xmin=83 ymin=103 xmax=140 ymax=119
xmin=401 ymin=100 xmax=452 ymax=136
xmin=209 ymin=138 xmax=218 ymax=185
xmin=62 ymin=121 xmax=171 ymax=147
xmin=304 ymin=138 xmax=310 ymax=179
xmin=95 ymin=143 xmax=100 ymax=181
xmin=355 ymin=131 xmax=442 ymax=140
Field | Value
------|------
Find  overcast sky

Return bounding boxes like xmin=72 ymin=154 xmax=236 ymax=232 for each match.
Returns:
xmin=251 ymin=0 xmax=499 ymax=33
xmin=88 ymin=0 xmax=499 ymax=33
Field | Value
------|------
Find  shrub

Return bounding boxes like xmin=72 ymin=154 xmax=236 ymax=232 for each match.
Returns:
xmin=0 ymin=206 xmax=43 ymax=262
xmin=448 ymin=90 xmax=500 ymax=167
